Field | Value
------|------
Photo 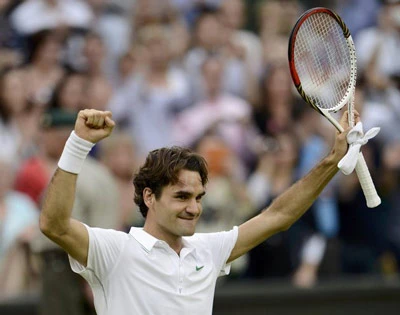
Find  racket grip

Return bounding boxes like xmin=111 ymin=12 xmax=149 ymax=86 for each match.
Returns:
xmin=355 ymin=153 xmax=381 ymax=208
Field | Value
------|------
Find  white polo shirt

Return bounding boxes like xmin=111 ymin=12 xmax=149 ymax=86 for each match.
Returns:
xmin=69 ymin=225 xmax=238 ymax=315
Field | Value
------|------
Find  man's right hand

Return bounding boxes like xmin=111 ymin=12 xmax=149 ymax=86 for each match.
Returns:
xmin=74 ymin=109 xmax=115 ymax=143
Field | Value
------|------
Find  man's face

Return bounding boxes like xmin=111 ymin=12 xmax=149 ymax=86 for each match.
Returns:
xmin=146 ymin=170 xmax=206 ymax=239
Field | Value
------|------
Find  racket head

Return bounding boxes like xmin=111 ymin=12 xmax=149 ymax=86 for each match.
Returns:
xmin=288 ymin=7 xmax=357 ymax=114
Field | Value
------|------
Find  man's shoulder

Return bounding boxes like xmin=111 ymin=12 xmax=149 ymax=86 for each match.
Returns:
xmin=185 ymin=227 xmax=238 ymax=247
xmin=88 ymin=226 xmax=131 ymax=242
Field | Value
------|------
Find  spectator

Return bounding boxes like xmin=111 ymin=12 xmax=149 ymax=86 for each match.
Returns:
xmin=0 ymin=158 xmax=39 ymax=298
xmin=258 ymin=0 xmax=300 ymax=67
xmin=86 ymin=0 xmax=132 ymax=85
xmin=108 ymin=24 xmax=191 ymax=158
xmin=49 ymin=71 xmax=87 ymax=112
xmin=184 ymin=6 xmax=248 ymax=101
xmin=381 ymin=141 xmax=400 ymax=270
xmin=21 ymin=30 xmax=65 ymax=107
xmin=245 ymin=132 xmax=300 ymax=279
xmin=132 ymin=0 xmax=176 ymax=30
xmin=116 ymin=50 xmax=137 ymax=85
xmin=335 ymin=0 xmax=380 ymax=40
xmin=291 ymin=109 xmax=340 ymax=288
xmin=14 ymin=109 xmax=119 ymax=315
xmin=195 ymin=135 xmax=253 ymax=233
xmin=174 ymin=55 xmax=255 ymax=168
xmin=78 ymin=33 xmax=113 ymax=111
xmin=99 ymin=131 xmax=144 ymax=231
xmin=0 ymin=68 xmax=38 ymax=164
xmin=356 ymin=1 xmax=400 ymax=145
xmin=219 ymin=0 xmax=263 ymax=79
xmin=253 ymin=63 xmax=299 ymax=137
xmin=195 ymin=135 xmax=253 ymax=276
xmin=0 ymin=0 xmax=25 ymax=71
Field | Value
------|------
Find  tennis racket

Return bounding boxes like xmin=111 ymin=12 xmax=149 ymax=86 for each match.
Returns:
xmin=288 ymin=7 xmax=381 ymax=208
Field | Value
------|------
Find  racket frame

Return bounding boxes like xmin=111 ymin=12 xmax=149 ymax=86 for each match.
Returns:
xmin=288 ymin=7 xmax=381 ymax=208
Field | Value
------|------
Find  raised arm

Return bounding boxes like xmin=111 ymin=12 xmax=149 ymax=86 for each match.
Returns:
xmin=228 ymin=111 xmax=352 ymax=263
xmin=39 ymin=109 xmax=115 ymax=267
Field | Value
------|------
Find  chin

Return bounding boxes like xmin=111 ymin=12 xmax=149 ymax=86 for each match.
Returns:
xmin=177 ymin=219 xmax=198 ymax=236
xmin=180 ymin=225 xmax=197 ymax=236
xmin=179 ymin=226 xmax=196 ymax=236
xmin=183 ymin=230 xmax=196 ymax=236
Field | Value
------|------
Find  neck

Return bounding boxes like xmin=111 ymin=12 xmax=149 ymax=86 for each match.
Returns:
xmin=208 ymin=90 xmax=220 ymax=101
xmin=150 ymin=65 xmax=168 ymax=76
xmin=143 ymin=222 xmax=183 ymax=254
xmin=88 ymin=63 xmax=103 ymax=76
xmin=32 ymin=61 xmax=54 ymax=73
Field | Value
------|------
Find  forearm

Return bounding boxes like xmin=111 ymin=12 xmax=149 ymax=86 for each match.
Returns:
xmin=265 ymin=154 xmax=339 ymax=230
xmin=40 ymin=169 xmax=78 ymax=238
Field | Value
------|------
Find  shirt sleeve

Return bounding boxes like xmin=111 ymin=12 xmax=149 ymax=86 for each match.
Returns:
xmin=194 ymin=226 xmax=239 ymax=277
xmin=69 ymin=226 xmax=129 ymax=286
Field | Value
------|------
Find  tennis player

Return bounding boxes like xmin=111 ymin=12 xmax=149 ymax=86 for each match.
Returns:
xmin=40 ymin=109 xmax=353 ymax=315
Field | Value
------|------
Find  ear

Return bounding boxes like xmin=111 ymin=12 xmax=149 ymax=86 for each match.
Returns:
xmin=143 ymin=187 xmax=154 ymax=208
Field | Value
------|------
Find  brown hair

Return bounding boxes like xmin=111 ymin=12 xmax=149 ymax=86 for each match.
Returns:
xmin=133 ymin=146 xmax=208 ymax=218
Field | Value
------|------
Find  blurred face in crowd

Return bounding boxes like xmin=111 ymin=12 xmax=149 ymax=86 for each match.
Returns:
xmin=0 ymin=0 xmax=10 ymax=11
xmin=169 ymin=23 xmax=190 ymax=60
xmin=196 ymin=135 xmax=231 ymax=177
xmin=260 ymin=0 xmax=299 ymax=36
xmin=101 ymin=135 xmax=136 ymax=181
xmin=146 ymin=36 xmax=170 ymax=70
xmin=87 ymin=0 xmax=105 ymax=12
xmin=134 ymin=0 xmax=171 ymax=26
xmin=33 ymin=34 xmax=62 ymax=65
xmin=196 ymin=14 xmax=222 ymax=50
xmin=384 ymin=3 xmax=400 ymax=31
xmin=264 ymin=64 xmax=292 ymax=103
xmin=220 ymin=0 xmax=245 ymax=30
xmin=0 ymin=70 xmax=26 ymax=116
xmin=44 ymin=0 xmax=58 ymax=6
xmin=84 ymin=34 xmax=105 ymax=69
xmin=82 ymin=78 xmax=113 ymax=111
xmin=58 ymin=74 xmax=86 ymax=112
xmin=118 ymin=52 xmax=135 ymax=80
xmin=41 ymin=126 xmax=72 ymax=160
xmin=273 ymin=133 xmax=298 ymax=167
xmin=202 ymin=58 xmax=223 ymax=98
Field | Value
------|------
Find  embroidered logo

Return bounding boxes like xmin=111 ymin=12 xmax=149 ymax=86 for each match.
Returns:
xmin=196 ymin=265 xmax=204 ymax=271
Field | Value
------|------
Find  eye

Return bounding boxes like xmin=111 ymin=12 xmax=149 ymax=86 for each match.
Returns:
xmin=176 ymin=195 xmax=187 ymax=200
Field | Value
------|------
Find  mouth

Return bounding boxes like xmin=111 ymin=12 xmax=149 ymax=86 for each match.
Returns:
xmin=178 ymin=216 xmax=196 ymax=221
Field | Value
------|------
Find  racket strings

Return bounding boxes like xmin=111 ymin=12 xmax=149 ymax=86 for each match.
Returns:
xmin=294 ymin=13 xmax=352 ymax=111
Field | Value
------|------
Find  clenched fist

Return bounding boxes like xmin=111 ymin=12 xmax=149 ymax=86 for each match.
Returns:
xmin=74 ymin=109 xmax=115 ymax=143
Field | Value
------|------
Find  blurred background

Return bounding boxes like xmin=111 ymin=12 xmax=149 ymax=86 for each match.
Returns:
xmin=0 ymin=0 xmax=400 ymax=314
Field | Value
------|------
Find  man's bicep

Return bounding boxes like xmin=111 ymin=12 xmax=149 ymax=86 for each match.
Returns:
xmin=227 ymin=210 xmax=285 ymax=263
xmin=52 ymin=219 xmax=89 ymax=267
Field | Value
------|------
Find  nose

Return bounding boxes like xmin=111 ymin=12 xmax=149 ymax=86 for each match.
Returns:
xmin=185 ymin=199 xmax=200 ymax=215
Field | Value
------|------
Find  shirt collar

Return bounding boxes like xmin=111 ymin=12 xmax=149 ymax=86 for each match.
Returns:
xmin=129 ymin=227 xmax=159 ymax=252
xmin=129 ymin=227 xmax=196 ymax=255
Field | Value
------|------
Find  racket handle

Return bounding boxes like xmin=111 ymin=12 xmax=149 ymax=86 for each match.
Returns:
xmin=355 ymin=153 xmax=381 ymax=208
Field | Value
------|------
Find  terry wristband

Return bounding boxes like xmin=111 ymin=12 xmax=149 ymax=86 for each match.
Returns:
xmin=58 ymin=131 xmax=95 ymax=174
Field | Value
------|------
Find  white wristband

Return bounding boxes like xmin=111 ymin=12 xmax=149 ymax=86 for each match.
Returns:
xmin=58 ymin=131 xmax=95 ymax=174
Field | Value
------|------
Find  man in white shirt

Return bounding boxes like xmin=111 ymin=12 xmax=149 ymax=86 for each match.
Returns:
xmin=40 ymin=109 xmax=351 ymax=315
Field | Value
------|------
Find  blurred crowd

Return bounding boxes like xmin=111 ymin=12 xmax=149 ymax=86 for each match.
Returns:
xmin=1 ymin=0 xmax=400 ymax=313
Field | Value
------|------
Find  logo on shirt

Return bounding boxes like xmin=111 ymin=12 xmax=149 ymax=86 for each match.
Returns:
xmin=196 ymin=265 xmax=204 ymax=271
